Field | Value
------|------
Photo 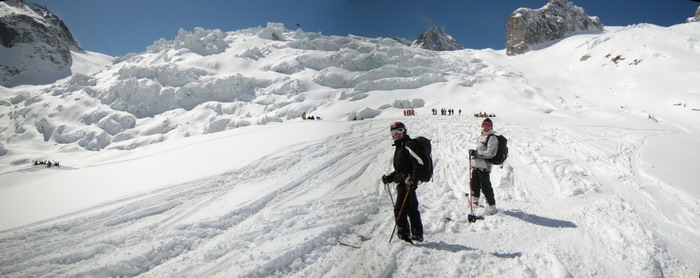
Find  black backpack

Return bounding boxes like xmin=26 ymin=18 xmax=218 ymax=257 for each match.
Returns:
xmin=485 ymin=134 xmax=508 ymax=165
xmin=412 ymin=136 xmax=433 ymax=182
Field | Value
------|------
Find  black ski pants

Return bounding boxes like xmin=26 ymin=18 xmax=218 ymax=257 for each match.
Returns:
xmin=471 ymin=168 xmax=495 ymax=206
xmin=395 ymin=183 xmax=423 ymax=238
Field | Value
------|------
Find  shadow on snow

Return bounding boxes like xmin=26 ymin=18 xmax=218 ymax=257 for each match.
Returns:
xmin=416 ymin=241 xmax=522 ymax=259
xmin=491 ymin=252 xmax=523 ymax=258
xmin=501 ymin=209 xmax=577 ymax=228
xmin=415 ymin=241 xmax=476 ymax=252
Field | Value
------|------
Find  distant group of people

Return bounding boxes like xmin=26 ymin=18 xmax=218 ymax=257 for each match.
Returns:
xmin=474 ymin=112 xmax=497 ymax=117
xmin=432 ymin=108 xmax=461 ymax=116
xmin=403 ymin=109 xmax=416 ymax=116
xmin=301 ymin=112 xmax=322 ymax=120
xmin=34 ymin=160 xmax=60 ymax=168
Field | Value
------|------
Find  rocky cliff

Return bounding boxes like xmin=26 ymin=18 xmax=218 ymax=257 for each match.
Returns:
xmin=0 ymin=0 xmax=83 ymax=87
xmin=411 ymin=27 xmax=463 ymax=51
xmin=687 ymin=6 xmax=700 ymax=23
xmin=506 ymin=0 xmax=602 ymax=56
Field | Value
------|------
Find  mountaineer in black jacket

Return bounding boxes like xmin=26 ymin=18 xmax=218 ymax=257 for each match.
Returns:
xmin=382 ymin=122 xmax=424 ymax=244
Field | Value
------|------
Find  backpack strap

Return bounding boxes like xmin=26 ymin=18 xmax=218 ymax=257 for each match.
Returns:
xmin=405 ymin=139 xmax=424 ymax=166
xmin=484 ymin=134 xmax=493 ymax=146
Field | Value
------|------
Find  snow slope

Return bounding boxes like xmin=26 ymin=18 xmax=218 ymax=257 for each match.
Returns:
xmin=1 ymin=116 xmax=698 ymax=277
xmin=1 ymin=22 xmax=699 ymax=277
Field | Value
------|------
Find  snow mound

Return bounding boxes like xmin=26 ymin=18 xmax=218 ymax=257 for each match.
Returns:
xmin=90 ymin=74 xmax=269 ymax=118
xmin=147 ymin=27 xmax=230 ymax=56
xmin=117 ymin=65 xmax=207 ymax=87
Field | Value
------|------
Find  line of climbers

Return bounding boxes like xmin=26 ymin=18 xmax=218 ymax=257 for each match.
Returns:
xmin=429 ymin=108 xmax=498 ymax=117
xmin=33 ymin=160 xmax=60 ymax=168
xmin=300 ymin=112 xmax=322 ymax=120
xmin=432 ymin=108 xmax=461 ymax=115
xmin=475 ymin=112 xmax=497 ymax=117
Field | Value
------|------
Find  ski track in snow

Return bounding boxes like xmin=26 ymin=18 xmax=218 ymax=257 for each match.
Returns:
xmin=1 ymin=116 xmax=698 ymax=277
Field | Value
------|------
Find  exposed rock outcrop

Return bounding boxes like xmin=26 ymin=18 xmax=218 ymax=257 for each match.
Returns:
xmin=506 ymin=0 xmax=603 ymax=56
xmin=687 ymin=6 xmax=700 ymax=23
xmin=0 ymin=0 xmax=83 ymax=87
xmin=411 ymin=27 xmax=463 ymax=51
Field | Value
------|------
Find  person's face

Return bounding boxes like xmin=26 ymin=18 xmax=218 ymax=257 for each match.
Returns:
xmin=482 ymin=122 xmax=492 ymax=132
xmin=391 ymin=128 xmax=405 ymax=140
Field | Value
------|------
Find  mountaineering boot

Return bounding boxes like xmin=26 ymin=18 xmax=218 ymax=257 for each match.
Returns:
xmin=411 ymin=235 xmax=424 ymax=243
xmin=483 ymin=205 xmax=497 ymax=216
xmin=397 ymin=233 xmax=414 ymax=244
xmin=411 ymin=227 xmax=423 ymax=242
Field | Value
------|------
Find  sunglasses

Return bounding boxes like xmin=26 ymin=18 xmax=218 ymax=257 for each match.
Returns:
xmin=390 ymin=128 xmax=405 ymax=135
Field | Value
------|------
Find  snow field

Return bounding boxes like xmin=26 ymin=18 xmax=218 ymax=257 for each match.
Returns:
xmin=2 ymin=115 xmax=698 ymax=277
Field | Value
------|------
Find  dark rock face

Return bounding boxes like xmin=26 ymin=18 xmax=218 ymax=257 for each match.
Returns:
xmin=506 ymin=0 xmax=603 ymax=56
xmin=0 ymin=0 xmax=83 ymax=87
xmin=687 ymin=6 xmax=700 ymax=23
xmin=411 ymin=27 xmax=463 ymax=51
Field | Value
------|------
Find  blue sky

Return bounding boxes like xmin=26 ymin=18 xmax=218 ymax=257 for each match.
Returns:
xmin=29 ymin=0 xmax=700 ymax=56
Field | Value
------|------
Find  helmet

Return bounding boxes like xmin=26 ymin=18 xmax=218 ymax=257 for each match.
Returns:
xmin=390 ymin=122 xmax=407 ymax=134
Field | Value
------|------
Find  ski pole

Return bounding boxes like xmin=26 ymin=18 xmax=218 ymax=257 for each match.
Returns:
xmin=467 ymin=157 xmax=475 ymax=215
xmin=385 ymin=183 xmax=397 ymax=241
xmin=467 ymin=156 xmax=484 ymax=223
xmin=385 ymin=183 xmax=395 ymax=207
xmin=389 ymin=224 xmax=397 ymax=243
xmin=389 ymin=184 xmax=411 ymax=243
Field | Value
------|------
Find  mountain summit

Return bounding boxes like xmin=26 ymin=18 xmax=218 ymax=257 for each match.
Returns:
xmin=506 ymin=0 xmax=603 ymax=56
xmin=411 ymin=27 xmax=463 ymax=51
xmin=0 ymin=0 xmax=83 ymax=87
xmin=687 ymin=5 xmax=700 ymax=23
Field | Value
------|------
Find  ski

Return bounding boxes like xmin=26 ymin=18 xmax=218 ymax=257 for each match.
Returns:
xmin=337 ymin=234 xmax=371 ymax=248
xmin=337 ymin=240 xmax=361 ymax=248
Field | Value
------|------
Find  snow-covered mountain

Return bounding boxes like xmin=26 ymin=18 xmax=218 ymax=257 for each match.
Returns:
xmin=3 ymin=19 xmax=699 ymax=158
xmin=411 ymin=26 xmax=464 ymax=51
xmin=0 ymin=0 xmax=83 ymax=87
xmin=506 ymin=0 xmax=603 ymax=55
xmin=1 ymin=2 xmax=700 ymax=277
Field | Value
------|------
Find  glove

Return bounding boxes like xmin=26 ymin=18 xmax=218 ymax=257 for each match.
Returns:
xmin=381 ymin=174 xmax=391 ymax=184
xmin=469 ymin=149 xmax=477 ymax=158
xmin=382 ymin=172 xmax=396 ymax=184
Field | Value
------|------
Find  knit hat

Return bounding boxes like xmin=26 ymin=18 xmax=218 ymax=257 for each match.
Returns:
xmin=482 ymin=118 xmax=493 ymax=127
